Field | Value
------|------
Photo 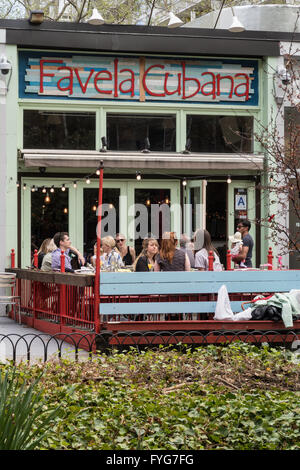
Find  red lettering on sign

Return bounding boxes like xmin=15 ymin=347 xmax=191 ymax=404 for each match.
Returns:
xmin=164 ymin=72 xmax=181 ymax=96
xmin=182 ymin=62 xmax=200 ymax=100
xmin=39 ymin=59 xmax=63 ymax=93
xmin=94 ymin=70 xmax=113 ymax=94
xmin=74 ymin=68 xmax=94 ymax=94
xmin=216 ymin=74 xmax=234 ymax=98
xmin=201 ymin=72 xmax=216 ymax=100
xmin=142 ymin=64 xmax=166 ymax=97
xmin=119 ymin=68 xmax=135 ymax=96
xmin=234 ymin=73 xmax=250 ymax=101
xmin=114 ymin=59 xmax=118 ymax=97
xmin=57 ymin=67 xmax=74 ymax=95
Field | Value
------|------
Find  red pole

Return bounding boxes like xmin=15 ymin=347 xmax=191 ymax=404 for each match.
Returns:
xmin=267 ymin=247 xmax=273 ymax=270
xmin=11 ymin=249 xmax=15 ymax=268
xmin=60 ymin=249 xmax=66 ymax=327
xmin=60 ymin=249 xmax=65 ymax=273
xmin=226 ymin=249 xmax=232 ymax=271
xmin=208 ymin=250 xmax=214 ymax=271
xmin=33 ymin=249 xmax=38 ymax=268
xmin=94 ymin=161 xmax=104 ymax=334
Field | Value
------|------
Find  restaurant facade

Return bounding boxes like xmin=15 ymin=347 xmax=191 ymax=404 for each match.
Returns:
xmin=0 ymin=19 xmax=297 ymax=270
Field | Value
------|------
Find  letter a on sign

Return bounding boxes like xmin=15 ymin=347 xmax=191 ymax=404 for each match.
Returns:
xmin=235 ymin=194 xmax=247 ymax=210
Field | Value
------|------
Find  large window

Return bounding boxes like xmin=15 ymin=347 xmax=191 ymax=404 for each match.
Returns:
xmin=23 ymin=110 xmax=96 ymax=150
xmin=107 ymin=113 xmax=176 ymax=152
xmin=187 ymin=115 xmax=253 ymax=153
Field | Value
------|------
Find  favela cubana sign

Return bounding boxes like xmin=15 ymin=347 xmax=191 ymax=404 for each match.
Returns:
xmin=20 ymin=52 xmax=259 ymax=105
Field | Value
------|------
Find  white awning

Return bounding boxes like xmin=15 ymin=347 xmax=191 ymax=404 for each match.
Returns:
xmin=20 ymin=149 xmax=264 ymax=171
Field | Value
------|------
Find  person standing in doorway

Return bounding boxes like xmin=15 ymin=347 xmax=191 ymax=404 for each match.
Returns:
xmin=234 ymin=219 xmax=254 ymax=268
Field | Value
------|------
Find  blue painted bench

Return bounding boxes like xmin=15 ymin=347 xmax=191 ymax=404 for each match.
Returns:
xmin=99 ymin=270 xmax=300 ymax=331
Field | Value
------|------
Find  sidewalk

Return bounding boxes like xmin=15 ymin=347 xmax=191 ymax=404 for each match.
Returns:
xmin=0 ymin=317 xmax=90 ymax=363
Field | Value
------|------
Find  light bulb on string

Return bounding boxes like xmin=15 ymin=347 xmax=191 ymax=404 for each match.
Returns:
xmin=61 ymin=184 xmax=66 ymax=192
xmin=44 ymin=192 xmax=50 ymax=203
xmin=86 ymin=177 xmax=91 ymax=184
xmin=63 ymin=207 xmax=68 ymax=214
xmin=146 ymin=198 xmax=151 ymax=206
xmin=182 ymin=178 xmax=187 ymax=187
xmin=23 ymin=183 xmax=27 ymax=190
xmin=50 ymin=185 xmax=55 ymax=193
xmin=136 ymin=172 xmax=142 ymax=181
xmin=227 ymin=175 xmax=232 ymax=184
xmin=73 ymin=181 xmax=77 ymax=188
xmin=42 ymin=186 xmax=46 ymax=193
xmin=31 ymin=185 xmax=36 ymax=192
xmin=16 ymin=181 xmax=20 ymax=188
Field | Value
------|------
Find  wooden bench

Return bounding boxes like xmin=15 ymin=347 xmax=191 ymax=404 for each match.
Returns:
xmin=99 ymin=270 xmax=300 ymax=336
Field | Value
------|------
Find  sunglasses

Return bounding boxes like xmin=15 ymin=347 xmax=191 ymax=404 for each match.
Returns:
xmin=237 ymin=225 xmax=244 ymax=229
xmin=116 ymin=238 xmax=125 ymax=243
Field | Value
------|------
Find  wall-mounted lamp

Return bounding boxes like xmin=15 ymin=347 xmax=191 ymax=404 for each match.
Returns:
xmin=228 ymin=7 xmax=245 ymax=33
xmin=100 ymin=136 xmax=107 ymax=152
xmin=29 ymin=10 xmax=44 ymax=25
xmin=142 ymin=137 xmax=150 ymax=153
xmin=167 ymin=12 xmax=184 ymax=28
xmin=87 ymin=8 xmax=105 ymax=25
xmin=182 ymin=138 xmax=192 ymax=154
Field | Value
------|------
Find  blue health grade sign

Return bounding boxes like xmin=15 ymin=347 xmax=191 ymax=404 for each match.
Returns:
xmin=19 ymin=51 xmax=259 ymax=105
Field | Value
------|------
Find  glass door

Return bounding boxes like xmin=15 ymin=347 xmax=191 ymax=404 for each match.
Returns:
xmin=184 ymin=180 xmax=207 ymax=240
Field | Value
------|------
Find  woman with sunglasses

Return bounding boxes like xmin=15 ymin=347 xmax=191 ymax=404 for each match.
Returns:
xmin=115 ymin=233 xmax=136 ymax=266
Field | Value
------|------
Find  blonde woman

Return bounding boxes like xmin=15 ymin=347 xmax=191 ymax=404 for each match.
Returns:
xmin=154 ymin=232 xmax=190 ymax=272
xmin=100 ymin=235 xmax=124 ymax=269
xmin=40 ymin=239 xmax=57 ymax=271
xmin=134 ymin=238 xmax=159 ymax=272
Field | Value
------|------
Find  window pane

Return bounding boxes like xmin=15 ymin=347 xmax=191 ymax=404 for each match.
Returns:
xmin=187 ymin=115 xmax=253 ymax=153
xmin=31 ymin=187 xmax=68 ymax=259
xmin=83 ymin=188 xmax=120 ymax=260
xmin=24 ymin=110 xmax=96 ymax=150
xmin=107 ymin=114 xmax=176 ymax=152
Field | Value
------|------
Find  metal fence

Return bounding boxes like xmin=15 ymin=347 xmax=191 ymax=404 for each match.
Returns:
xmin=0 ymin=330 xmax=299 ymax=364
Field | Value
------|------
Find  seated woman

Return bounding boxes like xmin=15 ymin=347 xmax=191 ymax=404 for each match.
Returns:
xmin=100 ymin=236 xmax=124 ymax=270
xmin=40 ymin=239 xmax=57 ymax=271
xmin=36 ymin=238 xmax=53 ymax=269
xmin=154 ymin=232 xmax=190 ymax=272
xmin=115 ymin=233 xmax=136 ymax=266
xmin=134 ymin=237 xmax=159 ymax=272
xmin=194 ymin=229 xmax=222 ymax=271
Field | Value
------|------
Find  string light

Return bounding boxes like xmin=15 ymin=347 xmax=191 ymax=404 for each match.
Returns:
xmin=136 ymin=172 xmax=142 ymax=181
xmin=16 ymin=181 xmax=20 ymax=188
xmin=23 ymin=183 xmax=27 ymax=190
xmin=146 ymin=198 xmax=151 ymax=206
xmin=42 ymin=186 xmax=46 ymax=193
xmin=44 ymin=193 xmax=50 ymax=203
xmin=86 ymin=177 xmax=91 ymax=184
xmin=227 ymin=175 xmax=232 ymax=184
xmin=92 ymin=204 xmax=97 ymax=212
xmin=31 ymin=185 xmax=36 ymax=192
xmin=182 ymin=178 xmax=187 ymax=187
xmin=63 ymin=207 xmax=68 ymax=214
xmin=73 ymin=181 xmax=77 ymax=188
xmin=50 ymin=185 xmax=55 ymax=193
xmin=61 ymin=184 xmax=66 ymax=192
